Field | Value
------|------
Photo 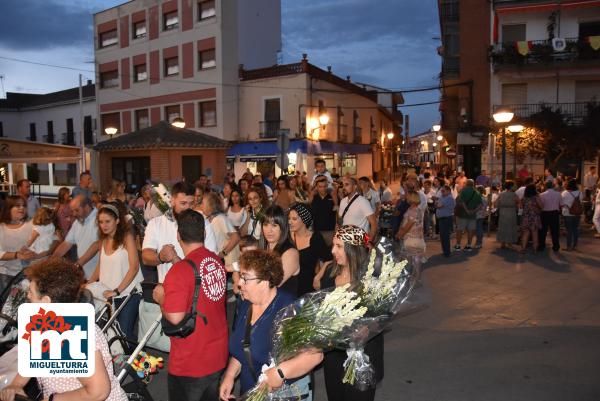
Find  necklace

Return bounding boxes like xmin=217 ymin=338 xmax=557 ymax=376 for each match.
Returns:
xmin=9 ymin=219 xmax=23 ymax=225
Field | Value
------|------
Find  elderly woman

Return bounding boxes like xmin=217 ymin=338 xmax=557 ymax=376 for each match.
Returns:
xmin=219 ymin=250 xmax=321 ymax=401
xmin=288 ymin=203 xmax=331 ymax=297
xmin=495 ymin=180 xmax=519 ymax=249
xmin=201 ymin=192 xmax=240 ymax=267
xmin=0 ymin=257 xmax=127 ymax=401
xmin=259 ymin=205 xmax=300 ymax=296
xmin=0 ymin=196 xmax=36 ymax=292
xmin=313 ymin=225 xmax=384 ymax=401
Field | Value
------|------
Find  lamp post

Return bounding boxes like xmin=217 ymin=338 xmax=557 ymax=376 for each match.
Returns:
xmin=508 ymin=124 xmax=524 ymax=179
xmin=387 ymin=132 xmax=394 ymax=182
xmin=104 ymin=126 xmax=118 ymax=136
xmin=493 ymin=108 xmax=514 ymax=184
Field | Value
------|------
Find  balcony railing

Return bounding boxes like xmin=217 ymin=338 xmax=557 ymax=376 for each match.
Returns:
xmin=62 ymin=132 xmax=75 ymax=146
xmin=259 ymin=120 xmax=282 ymax=138
xmin=442 ymin=56 xmax=460 ymax=78
xmin=42 ymin=134 xmax=55 ymax=144
xmin=493 ymin=102 xmax=594 ymax=125
xmin=353 ymin=127 xmax=362 ymax=144
xmin=338 ymin=124 xmax=348 ymax=142
xmin=440 ymin=0 xmax=459 ymax=22
xmin=490 ymin=37 xmax=600 ymax=68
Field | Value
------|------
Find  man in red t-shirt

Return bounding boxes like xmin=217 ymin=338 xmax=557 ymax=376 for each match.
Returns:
xmin=518 ymin=164 xmax=530 ymax=180
xmin=153 ymin=209 xmax=228 ymax=401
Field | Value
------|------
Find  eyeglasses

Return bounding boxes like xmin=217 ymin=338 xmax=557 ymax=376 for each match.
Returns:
xmin=239 ymin=275 xmax=261 ymax=284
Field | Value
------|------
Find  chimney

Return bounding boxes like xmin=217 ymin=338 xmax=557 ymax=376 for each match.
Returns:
xmin=87 ymin=80 xmax=92 ymax=86
xmin=327 ymin=66 xmax=332 ymax=73
xmin=346 ymin=76 xmax=351 ymax=82
xmin=302 ymin=53 xmax=308 ymax=61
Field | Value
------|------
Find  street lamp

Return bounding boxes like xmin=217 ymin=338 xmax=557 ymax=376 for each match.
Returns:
xmin=387 ymin=132 xmax=394 ymax=182
xmin=493 ymin=108 xmax=514 ymax=183
xmin=319 ymin=113 xmax=330 ymax=127
xmin=432 ymin=124 xmax=441 ymax=132
xmin=507 ymin=124 xmax=524 ymax=178
xmin=104 ymin=126 xmax=118 ymax=136
xmin=171 ymin=117 xmax=186 ymax=128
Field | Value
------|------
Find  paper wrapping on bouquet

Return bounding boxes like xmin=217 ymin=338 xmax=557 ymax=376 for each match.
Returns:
xmin=0 ymin=278 xmax=29 ymax=343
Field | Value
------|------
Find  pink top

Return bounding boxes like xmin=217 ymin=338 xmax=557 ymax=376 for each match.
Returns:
xmin=38 ymin=326 xmax=127 ymax=400
xmin=402 ymin=207 xmax=423 ymax=240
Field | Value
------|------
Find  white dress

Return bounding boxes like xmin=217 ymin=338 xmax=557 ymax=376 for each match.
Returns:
xmin=30 ymin=223 xmax=56 ymax=254
xmin=227 ymin=207 xmax=247 ymax=228
xmin=98 ymin=243 xmax=143 ymax=298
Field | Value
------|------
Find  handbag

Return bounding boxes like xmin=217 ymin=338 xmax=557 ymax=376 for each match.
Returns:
xmin=160 ymin=259 xmax=208 ymax=338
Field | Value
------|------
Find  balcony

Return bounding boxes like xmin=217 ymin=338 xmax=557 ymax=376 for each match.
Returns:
xmin=338 ymin=124 xmax=348 ymax=142
xmin=352 ymin=127 xmax=362 ymax=144
xmin=490 ymin=37 xmax=600 ymax=70
xmin=42 ymin=134 xmax=55 ymax=144
xmin=439 ymin=0 xmax=459 ymax=22
xmin=258 ymin=120 xmax=282 ymax=138
xmin=492 ymin=102 xmax=594 ymax=125
xmin=441 ymin=56 xmax=460 ymax=78
xmin=61 ymin=132 xmax=75 ymax=146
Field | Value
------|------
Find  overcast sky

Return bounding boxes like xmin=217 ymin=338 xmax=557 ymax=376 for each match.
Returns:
xmin=0 ymin=0 xmax=441 ymax=135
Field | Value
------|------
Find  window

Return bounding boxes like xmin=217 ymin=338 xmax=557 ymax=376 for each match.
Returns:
xmin=46 ymin=121 xmax=54 ymax=143
xmin=100 ymin=70 xmax=119 ymax=88
xmin=84 ymin=115 xmax=93 ymax=145
xmin=502 ymin=24 xmax=526 ymax=43
xmin=0 ymin=121 xmax=3 ymax=137
xmin=66 ymin=118 xmax=74 ymax=134
xmin=135 ymin=109 xmax=150 ymax=130
xmin=575 ymin=80 xmax=600 ymax=102
xmin=165 ymin=57 xmax=179 ymax=76
xmin=133 ymin=20 xmax=147 ymax=39
xmin=99 ymin=29 xmax=118 ymax=48
xmin=501 ymin=83 xmax=527 ymax=105
xmin=198 ymin=0 xmax=216 ymax=20
xmin=53 ymin=163 xmax=77 ymax=186
xmin=134 ymin=64 xmax=147 ymax=82
xmin=165 ymin=105 xmax=181 ymax=123
xmin=27 ymin=164 xmax=49 ymax=185
xmin=579 ymin=21 xmax=600 ymax=37
xmin=29 ymin=123 xmax=36 ymax=141
xmin=443 ymin=34 xmax=460 ymax=56
xmin=199 ymin=48 xmax=216 ymax=69
xmin=101 ymin=113 xmax=121 ymax=136
xmin=164 ymin=11 xmax=179 ymax=30
xmin=112 ymin=157 xmax=151 ymax=189
xmin=199 ymin=100 xmax=217 ymax=127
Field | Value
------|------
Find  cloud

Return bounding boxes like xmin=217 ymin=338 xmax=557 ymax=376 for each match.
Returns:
xmin=0 ymin=0 xmax=96 ymax=50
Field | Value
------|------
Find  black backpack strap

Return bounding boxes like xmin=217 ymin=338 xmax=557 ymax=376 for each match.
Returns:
xmin=242 ymin=306 xmax=258 ymax=382
xmin=183 ymin=259 xmax=207 ymax=325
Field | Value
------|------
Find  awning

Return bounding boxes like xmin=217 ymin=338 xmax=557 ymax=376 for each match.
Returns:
xmin=0 ymin=138 xmax=81 ymax=164
xmin=227 ymin=139 xmax=371 ymax=160
xmin=495 ymin=0 xmax=600 ymax=14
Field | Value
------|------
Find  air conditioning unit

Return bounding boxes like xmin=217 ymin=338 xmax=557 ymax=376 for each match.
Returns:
xmin=552 ymin=37 xmax=566 ymax=52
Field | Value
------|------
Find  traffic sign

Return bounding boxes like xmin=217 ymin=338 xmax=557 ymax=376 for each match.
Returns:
xmin=277 ymin=134 xmax=290 ymax=152
xmin=276 ymin=153 xmax=289 ymax=170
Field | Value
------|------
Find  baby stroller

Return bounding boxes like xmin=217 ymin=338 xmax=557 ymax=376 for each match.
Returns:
xmin=0 ymin=271 xmax=29 ymax=354
xmin=96 ymin=290 xmax=164 ymax=401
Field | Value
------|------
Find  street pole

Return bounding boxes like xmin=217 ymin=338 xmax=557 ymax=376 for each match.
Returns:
xmin=501 ymin=126 xmax=506 ymax=184
xmin=389 ymin=145 xmax=393 ymax=183
xmin=512 ymin=130 xmax=517 ymax=179
xmin=79 ymin=74 xmax=85 ymax=173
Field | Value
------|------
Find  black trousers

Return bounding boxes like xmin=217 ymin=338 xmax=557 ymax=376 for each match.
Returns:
xmin=539 ymin=210 xmax=560 ymax=251
xmin=438 ymin=216 xmax=453 ymax=257
xmin=168 ymin=369 xmax=222 ymax=401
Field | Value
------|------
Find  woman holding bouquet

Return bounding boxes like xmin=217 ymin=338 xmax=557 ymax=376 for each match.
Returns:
xmin=219 ymin=250 xmax=321 ymax=401
xmin=240 ymin=187 xmax=269 ymax=240
xmin=313 ymin=225 xmax=384 ymax=401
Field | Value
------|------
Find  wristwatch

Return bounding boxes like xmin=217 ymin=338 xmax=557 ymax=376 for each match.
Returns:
xmin=276 ymin=367 xmax=285 ymax=380
xmin=113 ymin=288 xmax=121 ymax=296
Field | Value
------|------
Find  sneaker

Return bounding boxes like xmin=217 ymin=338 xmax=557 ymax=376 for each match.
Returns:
xmin=454 ymin=245 xmax=461 ymax=251
xmin=463 ymin=245 xmax=472 ymax=252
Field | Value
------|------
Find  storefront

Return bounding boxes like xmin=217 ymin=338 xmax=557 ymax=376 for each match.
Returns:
xmin=227 ymin=139 xmax=373 ymax=181
xmin=0 ymin=137 xmax=88 ymax=198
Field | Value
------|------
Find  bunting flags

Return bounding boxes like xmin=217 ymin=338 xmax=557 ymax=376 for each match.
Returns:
xmin=516 ymin=41 xmax=532 ymax=56
xmin=588 ymin=36 xmax=600 ymax=51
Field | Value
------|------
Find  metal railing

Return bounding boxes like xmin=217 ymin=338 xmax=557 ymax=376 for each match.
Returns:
xmin=492 ymin=102 xmax=595 ymax=125
xmin=259 ymin=120 xmax=282 ymax=138
xmin=353 ymin=126 xmax=362 ymax=144
xmin=440 ymin=0 xmax=459 ymax=21
xmin=338 ymin=124 xmax=348 ymax=142
xmin=490 ymin=37 xmax=600 ymax=67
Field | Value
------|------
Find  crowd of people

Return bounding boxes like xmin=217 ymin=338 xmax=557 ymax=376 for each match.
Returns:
xmin=0 ymin=159 xmax=598 ymax=401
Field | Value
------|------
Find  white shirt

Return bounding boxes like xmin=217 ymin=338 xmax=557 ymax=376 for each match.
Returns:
xmin=30 ymin=223 xmax=56 ymax=254
xmin=143 ymin=201 xmax=163 ymax=223
xmin=25 ymin=195 xmax=40 ymax=220
xmin=0 ymin=221 xmax=33 ymax=276
xmin=311 ymin=170 xmax=334 ymax=189
xmin=65 ymin=208 xmax=99 ymax=279
xmin=98 ymin=244 xmax=143 ymax=297
xmin=584 ymin=173 xmax=598 ymax=189
xmin=515 ymin=186 xmax=526 ymax=200
xmin=142 ymin=214 xmax=217 ymax=282
xmin=227 ymin=207 xmax=247 ymax=228
xmin=561 ymin=190 xmax=581 ymax=217
xmin=380 ymin=187 xmax=393 ymax=203
xmin=417 ymin=189 xmax=428 ymax=217
xmin=339 ymin=193 xmax=374 ymax=233
xmin=363 ymin=188 xmax=381 ymax=213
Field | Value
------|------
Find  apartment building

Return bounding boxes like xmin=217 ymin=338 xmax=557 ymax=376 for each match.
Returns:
xmin=489 ymin=0 xmax=600 ymax=175
xmin=233 ymin=57 xmax=403 ymax=181
xmin=93 ymin=0 xmax=280 ymax=187
xmin=0 ymin=82 xmax=97 ymax=196
xmin=438 ymin=0 xmax=491 ymax=177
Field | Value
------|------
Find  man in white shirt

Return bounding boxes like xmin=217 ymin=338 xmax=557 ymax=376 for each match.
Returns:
xmin=338 ymin=176 xmax=377 ymax=241
xmin=142 ymin=181 xmax=217 ymax=283
xmin=538 ymin=181 xmax=562 ymax=252
xmin=52 ymin=195 xmax=98 ymax=278
xmin=358 ymin=177 xmax=381 ymax=216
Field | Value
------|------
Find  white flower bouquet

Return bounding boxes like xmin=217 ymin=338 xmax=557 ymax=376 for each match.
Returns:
xmin=150 ymin=182 xmax=173 ymax=220
xmin=241 ymin=285 xmax=367 ymax=401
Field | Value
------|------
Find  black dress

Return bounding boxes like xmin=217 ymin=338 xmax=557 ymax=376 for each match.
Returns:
xmin=275 ymin=240 xmax=298 ymax=298
xmin=320 ymin=265 xmax=384 ymax=401
xmin=296 ymin=231 xmax=332 ymax=297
